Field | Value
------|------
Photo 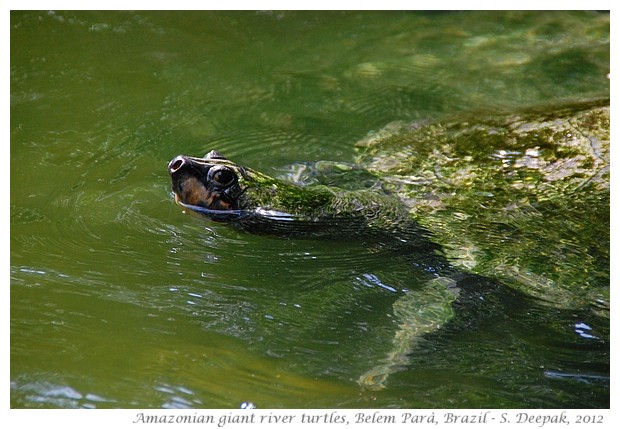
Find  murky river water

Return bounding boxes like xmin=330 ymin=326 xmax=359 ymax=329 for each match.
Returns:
xmin=11 ymin=11 xmax=609 ymax=408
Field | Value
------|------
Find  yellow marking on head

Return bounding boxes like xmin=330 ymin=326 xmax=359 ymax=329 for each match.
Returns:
xmin=181 ymin=177 xmax=213 ymax=206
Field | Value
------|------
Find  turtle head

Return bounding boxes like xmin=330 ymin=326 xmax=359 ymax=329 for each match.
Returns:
xmin=168 ymin=150 xmax=309 ymax=225
xmin=168 ymin=150 xmax=258 ymax=222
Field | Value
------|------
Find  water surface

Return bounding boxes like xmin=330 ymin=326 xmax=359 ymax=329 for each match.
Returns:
xmin=11 ymin=11 xmax=609 ymax=408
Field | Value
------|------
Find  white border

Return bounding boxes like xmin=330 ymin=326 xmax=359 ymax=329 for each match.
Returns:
xmin=4 ymin=3 xmax=616 ymax=428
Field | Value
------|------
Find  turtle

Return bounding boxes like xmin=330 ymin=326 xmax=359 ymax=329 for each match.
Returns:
xmin=167 ymin=98 xmax=609 ymax=389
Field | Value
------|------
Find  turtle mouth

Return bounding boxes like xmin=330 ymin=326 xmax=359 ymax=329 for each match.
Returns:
xmin=174 ymin=195 xmax=249 ymax=221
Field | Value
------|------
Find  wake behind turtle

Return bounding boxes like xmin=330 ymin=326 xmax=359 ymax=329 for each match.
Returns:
xmin=167 ymin=99 xmax=609 ymax=389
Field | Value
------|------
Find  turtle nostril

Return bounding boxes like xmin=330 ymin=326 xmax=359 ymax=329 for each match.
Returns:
xmin=168 ymin=156 xmax=186 ymax=174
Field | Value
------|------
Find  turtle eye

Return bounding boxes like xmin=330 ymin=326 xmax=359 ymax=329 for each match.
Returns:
xmin=209 ymin=166 xmax=236 ymax=187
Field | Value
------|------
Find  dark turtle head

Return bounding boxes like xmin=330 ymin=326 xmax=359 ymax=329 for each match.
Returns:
xmin=168 ymin=150 xmax=257 ymax=222
xmin=169 ymin=150 xmax=331 ymax=229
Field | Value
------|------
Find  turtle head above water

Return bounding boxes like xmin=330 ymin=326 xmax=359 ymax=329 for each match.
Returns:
xmin=168 ymin=150 xmax=305 ymax=228
xmin=168 ymin=150 xmax=257 ymax=222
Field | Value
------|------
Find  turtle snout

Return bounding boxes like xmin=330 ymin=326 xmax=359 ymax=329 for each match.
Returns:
xmin=168 ymin=156 xmax=188 ymax=175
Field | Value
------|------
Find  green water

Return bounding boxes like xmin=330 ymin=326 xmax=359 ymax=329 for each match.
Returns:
xmin=11 ymin=11 xmax=609 ymax=408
